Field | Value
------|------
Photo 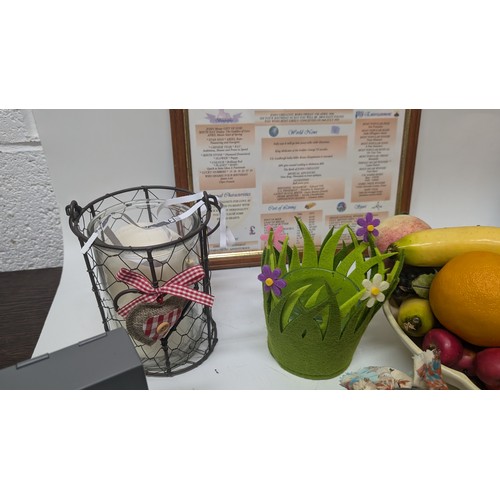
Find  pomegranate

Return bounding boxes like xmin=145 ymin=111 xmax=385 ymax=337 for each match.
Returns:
xmin=375 ymin=214 xmax=431 ymax=253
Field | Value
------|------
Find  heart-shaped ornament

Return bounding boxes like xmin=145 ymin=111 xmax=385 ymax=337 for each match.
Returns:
xmin=125 ymin=296 xmax=186 ymax=346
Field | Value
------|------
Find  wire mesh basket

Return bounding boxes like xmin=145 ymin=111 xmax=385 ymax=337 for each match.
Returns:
xmin=66 ymin=185 xmax=220 ymax=376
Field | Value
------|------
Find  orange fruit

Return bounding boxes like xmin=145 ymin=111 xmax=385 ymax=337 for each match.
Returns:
xmin=429 ymin=251 xmax=500 ymax=347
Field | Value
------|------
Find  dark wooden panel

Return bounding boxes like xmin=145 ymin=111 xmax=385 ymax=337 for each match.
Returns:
xmin=0 ymin=267 xmax=62 ymax=369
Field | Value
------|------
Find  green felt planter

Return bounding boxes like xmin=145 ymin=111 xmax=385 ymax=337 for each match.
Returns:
xmin=259 ymin=217 xmax=404 ymax=381
xmin=267 ymin=331 xmax=366 ymax=380
xmin=264 ymin=268 xmax=369 ymax=380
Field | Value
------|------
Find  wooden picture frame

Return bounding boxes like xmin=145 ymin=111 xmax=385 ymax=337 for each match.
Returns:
xmin=170 ymin=109 xmax=421 ymax=270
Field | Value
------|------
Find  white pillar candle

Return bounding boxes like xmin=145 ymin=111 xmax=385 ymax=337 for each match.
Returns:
xmin=99 ymin=223 xmax=193 ymax=311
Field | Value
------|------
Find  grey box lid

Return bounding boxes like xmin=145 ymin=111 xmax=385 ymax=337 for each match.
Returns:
xmin=0 ymin=328 xmax=148 ymax=390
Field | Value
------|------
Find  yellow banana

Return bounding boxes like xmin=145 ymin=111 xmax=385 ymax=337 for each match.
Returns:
xmin=389 ymin=226 xmax=500 ymax=267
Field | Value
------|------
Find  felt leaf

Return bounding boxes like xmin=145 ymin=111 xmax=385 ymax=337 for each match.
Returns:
xmin=304 ymin=284 xmax=326 ymax=309
xmin=333 ymin=240 xmax=355 ymax=269
xmin=340 ymin=299 xmax=368 ymax=340
xmin=314 ymin=304 xmax=330 ymax=333
xmin=284 ymin=267 xmax=359 ymax=314
xmin=318 ymin=225 xmax=335 ymax=257
xmin=346 ymin=224 xmax=361 ymax=248
xmin=261 ymin=244 xmax=269 ymax=267
xmin=268 ymin=243 xmax=277 ymax=270
xmin=352 ymin=303 xmax=378 ymax=337
xmin=318 ymin=223 xmax=349 ymax=270
xmin=321 ymin=281 xmax=343 ymax=340
xmin=347 ymin=224 xmax=372 ymax=270
xmin=289 ymin=245 xmax=301 ymax=272
xmin=281 ymin=275 xmax=332 ymax=320
xmin=342 ymin=251 xmax=387 ymax=285
xmin=262 ymin=268 xmax=286 ymax=318
xmin=387 ymin=254 xmax=404 ymax=283
xmin=268 ymin=289 xmax=321 ymax=341
xmin=334 ymin=242 xmax=369 ymax=280
xmin=263 ymin=285 xmax=279 ymax=320
xmin=385 ymin=257 xmax=404 ymax=295
xmin=277 ymin=275 xmax=345 ymax=340
xmin=283 ymin=268 xmax=337 ymax=300
xmin=271 ymin=289 xmax=281 ymax=308
xmin=361 ymin=250 xmax=399 ymax=284
xmin=366 ymin=238 xmax=385 ymax=276
xmin=307 ymin=298 xmax=332 ymax=328
xmin=277 ymin=235 xmax=289 ymax=272
xmin=368 ymin=239 xmax=398 ymax=276
xmin=267 ymin=289 xmax=289 ymax=329
xmin=295 ymin=218 xmax=318 ymax=268
xmin=366 ymin=234 xmax=379 ymax=267
xmin=283 ymin=299 xmax=335 ymax=342
xmin=338 ymin=288 xmax=366 ymax=319
xmin=261 ymin=230 xmax=274 ymax=267
xmin=280 ymin=284 xmax=311 ymax=328
xmin=286 ymin=281 xmax=343 ymax=340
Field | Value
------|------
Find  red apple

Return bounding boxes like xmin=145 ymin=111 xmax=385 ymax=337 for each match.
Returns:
xmin=422 ymin=328 xmax=464 ymax=367
xmin=484 ymin=384 xmax=500 ymax=390
xmin=454 ymin=347 xmax=477 ymax=377
xmin=475 ymin=348 xmax=500 ymax=389
xmin=375 ymin=214 xmax=431 ymax=253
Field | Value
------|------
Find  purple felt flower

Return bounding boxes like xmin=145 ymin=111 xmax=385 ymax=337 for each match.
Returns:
xmin=258 ymin=265 xmax=287 ymax=296
xmin=356 ymin=212 xmax=380 ymax=242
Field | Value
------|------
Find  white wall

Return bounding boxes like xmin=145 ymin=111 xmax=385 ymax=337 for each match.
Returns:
xmin=35 ymin=109 xmax=500 ymax=232
xmin=6 ymin=109 xmax=500 ymax=273
xmin=33 ymin=109 xmax=176 ymax=210
xmin=410 ymin=110 xmax=500 ymax=227
xmin=0 ymin=110 xmax=63 ymax=272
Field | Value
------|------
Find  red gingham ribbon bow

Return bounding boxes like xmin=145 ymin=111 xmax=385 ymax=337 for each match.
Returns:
xmin=115 ymin=265 xmax=214 ymax=317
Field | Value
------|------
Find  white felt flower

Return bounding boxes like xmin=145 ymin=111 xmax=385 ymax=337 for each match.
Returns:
xmin=361 ymin=273 xmax=389 ymax=308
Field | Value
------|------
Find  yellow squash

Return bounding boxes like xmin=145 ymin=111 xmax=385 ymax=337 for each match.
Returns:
xmin=389 ymin=226 xmax=500 ymax=267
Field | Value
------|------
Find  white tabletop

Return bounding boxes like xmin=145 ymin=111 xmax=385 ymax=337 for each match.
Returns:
xmin=36 ymin=228 xmax=414 ymax=389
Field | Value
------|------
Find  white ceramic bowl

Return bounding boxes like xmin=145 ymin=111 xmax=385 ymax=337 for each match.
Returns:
xmin=383 ymin=300 xmax=480 ymax=390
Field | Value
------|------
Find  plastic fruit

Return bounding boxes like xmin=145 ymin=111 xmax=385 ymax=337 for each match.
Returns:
xmin=475 ymin=348 xmax=500 ymax=388
xmin=454 ymin=347 xmax=477 ymax=377
xmin=389 ymin=226 xmax=500 ymax=267
xmin=397 ymin=297 xmax=435 ymax=337
xmin=375 ymin=214 xmax=431 ymax=253
xmin=429 ymin=251 xmax=500 ymax=346
xmin=422 ymin=328 xmax=464 ymax=367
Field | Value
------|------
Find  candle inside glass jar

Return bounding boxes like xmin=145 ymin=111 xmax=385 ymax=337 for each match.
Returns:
xmin=93 ymin=222 xmax=197 ymax=320
xmin=84 ymin=198 xmax=204 ymax=370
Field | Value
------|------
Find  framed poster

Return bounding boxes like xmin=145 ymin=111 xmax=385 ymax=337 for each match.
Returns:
xmin=170 ymin=109 xmax=421 ymax=270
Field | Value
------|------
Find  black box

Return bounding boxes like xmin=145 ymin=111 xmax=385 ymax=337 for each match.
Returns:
xmin=0 ymin=328 xmax=148 ymax=390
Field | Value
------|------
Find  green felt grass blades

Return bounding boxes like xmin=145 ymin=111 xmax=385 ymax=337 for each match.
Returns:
xmin=259 ymin=215 xmax=403 ymax=380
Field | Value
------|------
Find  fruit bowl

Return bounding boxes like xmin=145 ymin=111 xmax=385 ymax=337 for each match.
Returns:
xmin=383 ymin=300 xmax=480 ymax=390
